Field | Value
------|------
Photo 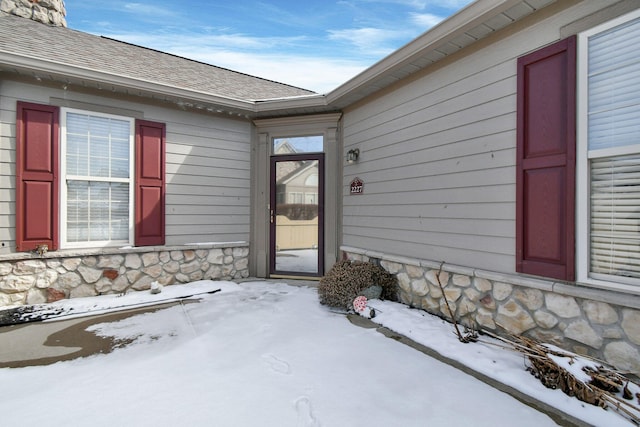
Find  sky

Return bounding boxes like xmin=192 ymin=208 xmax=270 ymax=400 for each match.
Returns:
xmin=63 ymin=0 xmax=474 ymax=93
xmin=1 ymin=280 xmax=634 ymax=426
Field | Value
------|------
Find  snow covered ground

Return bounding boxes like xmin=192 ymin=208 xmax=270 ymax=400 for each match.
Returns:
xmin=276 ymin=249 xmax=318 ymax=273
xmin=0 ymin=280 xmax=635 ymax=426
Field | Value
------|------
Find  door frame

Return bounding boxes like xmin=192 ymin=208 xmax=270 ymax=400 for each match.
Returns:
xmin=269 ymin=153 xmax=325 ymax=277
xmin=251 ymin=113 xmax=342 ymax=279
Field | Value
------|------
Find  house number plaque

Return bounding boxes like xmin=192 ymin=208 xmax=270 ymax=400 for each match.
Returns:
xmin=350 ymin=177 xmax=364 ymax=195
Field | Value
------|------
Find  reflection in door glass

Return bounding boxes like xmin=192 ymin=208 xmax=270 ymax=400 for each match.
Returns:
xmin=275 ymin=160 xmax=319 ymax=273
xmin=273 ymin=136 xmax=323 ymax=154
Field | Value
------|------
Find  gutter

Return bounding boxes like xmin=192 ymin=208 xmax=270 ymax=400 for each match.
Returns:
xmin=253 ymin=93 xmax=330 ymax=112
xmin=325 ymin=0 xmax=543 ymax=106
xmin=0 ymin=50 xmax=258 ymax=113
xmin=0 ymin=0 xmax=556 ymax=116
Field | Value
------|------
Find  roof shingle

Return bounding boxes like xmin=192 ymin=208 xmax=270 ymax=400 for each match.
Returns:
xmin=0 ymin=13 xmax=315 ymax=101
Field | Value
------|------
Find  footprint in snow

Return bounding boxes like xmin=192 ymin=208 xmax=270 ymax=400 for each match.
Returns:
xmin=262 ymin=353 xmax=292 ymax=375
xmin=259 ymin=323 xmax=273 ymax=333
xmin=295 ymin=396 xmax=320 ymax=427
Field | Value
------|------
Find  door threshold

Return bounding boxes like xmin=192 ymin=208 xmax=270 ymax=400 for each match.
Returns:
xmin=270 ymin=274 xmax=321 ymax=281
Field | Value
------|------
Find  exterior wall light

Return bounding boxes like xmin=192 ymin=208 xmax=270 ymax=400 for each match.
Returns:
xmin=346 ymin=148 xmax=360 ymax=163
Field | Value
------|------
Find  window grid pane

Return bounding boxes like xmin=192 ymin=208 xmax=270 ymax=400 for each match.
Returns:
xmin=590 ymin=155 xmax=640 ymax=279
xmin=66 ymin=181 xmax=130 ymax=243
xmin=65 ymin=111 xmax=131 ymax=244
xmin=587 ymin=16 xmax=640 ymax=284
xmin=588 ymin=16 xmax=640 ymax=152
xmin=66 ymin=112 xmax=130 ymax=179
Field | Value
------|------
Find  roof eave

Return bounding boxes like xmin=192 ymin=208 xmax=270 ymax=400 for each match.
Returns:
xmin=325 ymin=0 xmax=536 ymax=106
xmin=0 ymin=50 xmax=257 ymax=113
xmin=254 ymin=94 xmax=329 ymax=112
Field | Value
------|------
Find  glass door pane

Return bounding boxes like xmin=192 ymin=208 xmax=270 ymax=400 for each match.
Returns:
xmin=271 ymin=155 xmax=323 ymax=276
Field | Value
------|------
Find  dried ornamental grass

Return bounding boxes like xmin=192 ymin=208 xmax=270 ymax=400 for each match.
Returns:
xmin=481 ymin=331 xmax=640 ymax=425
xmin=318 ymin=260 xmax=398 ymax=310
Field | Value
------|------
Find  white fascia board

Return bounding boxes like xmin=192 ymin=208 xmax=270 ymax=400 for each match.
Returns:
xmin=254 ymin=94 xmax=328 ymax=113
xmin=253 ymin=112 xmax=342 ymax=128
xmin=325 ymin=0 xmax=527 ymax=104
xmin=0 ymin=50 xmax=256 ymax=112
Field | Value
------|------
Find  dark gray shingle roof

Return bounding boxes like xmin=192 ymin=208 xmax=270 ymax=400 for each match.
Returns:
xmin=0 ymin=13 xmax=315 ymax=101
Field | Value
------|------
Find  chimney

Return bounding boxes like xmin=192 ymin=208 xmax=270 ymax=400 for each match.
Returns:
xmin=0 ymin=0 xmax=67 ymax=27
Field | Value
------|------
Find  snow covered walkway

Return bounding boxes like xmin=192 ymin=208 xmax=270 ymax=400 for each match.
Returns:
xmin=0 ymin=280 xmax=633 ymax=426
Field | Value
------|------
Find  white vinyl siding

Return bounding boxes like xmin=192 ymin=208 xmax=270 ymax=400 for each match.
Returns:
xmin=0 ymin=81 xmax=252 ymax=255
xmin=342 ymin=45 xmax=522 ymax=272
xmin=342 ymin=1 xmax=622 ymax=274
xmin=163 ymin=114 xmax=251 ymax=244
xmin=0 ymin=92 xmax=14 ymax=252
xmin=580 ymin=10 xmax=640 ymax=288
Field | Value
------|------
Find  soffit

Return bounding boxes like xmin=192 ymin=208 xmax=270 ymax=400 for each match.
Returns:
xmin=0 ymin=12 xmax=313 ymax=118
xmin=254 ymin=0 xmax=559 ymax=117
xmin=321 ymin=0 xmax=558 ymax=111
xmin=0 ymin=1 xmax=558 ymax=119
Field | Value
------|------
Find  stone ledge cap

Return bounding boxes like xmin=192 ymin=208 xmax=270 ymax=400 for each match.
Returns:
xmin=553 ymin=282 xmax=640 ymax=310
xmin=0 ymin=241 xmax=250 ymax=262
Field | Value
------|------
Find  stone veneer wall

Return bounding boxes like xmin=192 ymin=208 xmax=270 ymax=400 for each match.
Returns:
xmin=342 ymin=246 xmax=640 ymax=376
xmin=0 ymin=243 xmax=249 ymax=308
xmin=0 ymin=0 xmax=66 ymax=27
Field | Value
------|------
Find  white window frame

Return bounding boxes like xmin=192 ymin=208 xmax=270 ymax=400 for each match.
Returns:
xmin=576 ymin=9 xmax=640 ymax=294
xmin=59 ymin=108 xmax=135 ymax=249
xmin=288 ymin=192 xmax=304 ymax=204
xmin=304 ymin=193 xmax=318 ymax=205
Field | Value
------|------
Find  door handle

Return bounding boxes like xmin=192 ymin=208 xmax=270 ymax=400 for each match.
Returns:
xmin=270 ymin=209 xmax=274 ymax=224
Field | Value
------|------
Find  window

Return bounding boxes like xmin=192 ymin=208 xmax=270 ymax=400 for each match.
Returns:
xmin=304 ymin=193 xmax=317 ymax=204
xmin=61 ymin=109 xmax=134 ymax=247
xmin=16 ymin=102 xmax=166 ymax=252
xmin=273 ymin=135 xmax=323 ymax=154
xmin=288 ymin=192 xmax=304 ymax=204
xmin=578 ymin=10 xmax=640 ymax=289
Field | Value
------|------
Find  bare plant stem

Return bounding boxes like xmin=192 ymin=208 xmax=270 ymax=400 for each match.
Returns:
xmin=435 ymin=261 xmax=469 ymax=343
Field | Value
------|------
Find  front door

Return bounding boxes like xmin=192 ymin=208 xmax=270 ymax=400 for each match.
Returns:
xmin=270 ymin=154 xmax=324 ymax=277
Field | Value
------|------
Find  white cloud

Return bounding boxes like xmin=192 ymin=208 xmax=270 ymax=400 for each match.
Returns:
xmin=410 ymin=12 xmax=445 ymax=29
xmin=123 ymin=2 xmax=176 ymax=18
xmin=432 ymin=0 xmax=473 ymax=8
xmin=391 ymin=0 xmax=431 ymax=10
xmin=113 ymin=32 xmax=298 ymax=51
xmin=327 ymin=27 xmax=407 ymax=56
xmin=175 ymin=50 xmax=368 ymax=94
xmin=354 ymin=0 xmax=472 ymax=11
xmin=81 ymin=0 xmax=474 ymax=94
xmin=100 ymin=31 xmax=368 ymax=93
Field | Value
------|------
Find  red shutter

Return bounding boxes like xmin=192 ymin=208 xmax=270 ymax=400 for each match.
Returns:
xmin=15 ymin=102 xmax=59 ymax=251
xmin=516 ymin=36 xmax=576 ymax=281
xmin=135 ymin=120 xmax=166 ymax=246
